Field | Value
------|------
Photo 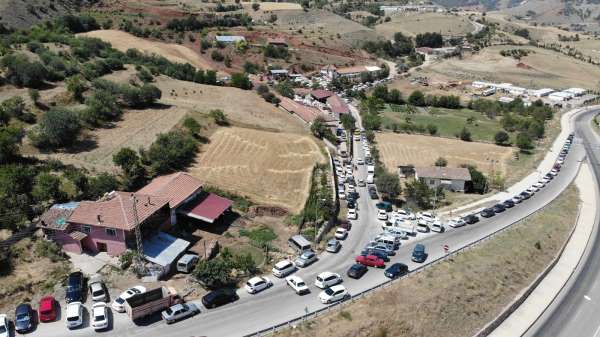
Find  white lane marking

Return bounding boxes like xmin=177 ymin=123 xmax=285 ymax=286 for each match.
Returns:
xmin=584 ymin=295 xmax=592 ymax=301
xmin=593 ymin=322 xmax=600 ymax=337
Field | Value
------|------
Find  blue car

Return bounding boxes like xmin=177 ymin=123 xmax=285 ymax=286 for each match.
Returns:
xmin=15 ymin=303 xmax=33 ymax=333
xmin=411 ymin=244 xmax=427 ymax=263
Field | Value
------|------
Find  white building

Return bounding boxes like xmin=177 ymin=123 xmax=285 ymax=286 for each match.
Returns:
xmin=564 ymin=88 xmax=586 ymax=97
xmin=499 ymin=96 xmax=514 ymax=103
xmin=549 ymin=91 xmax=574 ymax=102
xmin=530 ymin=88 xmax=555 ymax=98
xmin=415 ymin=167 xmax=472 ymax=193
xmin=471 ymin=81 xmax=491 ymax=89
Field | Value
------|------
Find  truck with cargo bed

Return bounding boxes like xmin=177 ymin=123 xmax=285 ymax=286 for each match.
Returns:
xmin=125 ymin=286 xmax=181 ymax=321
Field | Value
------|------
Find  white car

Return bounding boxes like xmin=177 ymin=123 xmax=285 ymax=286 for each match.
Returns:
xmin=0 ymin=314 xmax=8 ymax=337
xmin=314 ymin=272 xmax=343 ymax=289
xmin=112 ymin=286 xmax=146 ymax=312
xmin=417 ymin=212 xmax=436 ymax=223
xmin=512 ymin=195 xmax=523 ymax=204
xmin=65 ymin=302 xmax=84 ymax=329
xmin=377 ymin=209 xmax=388 ymax=220
xmin=91 ymin=302 xmax=109 ymax=330
xmin=319 ymin=285 xmax=349 ymax=304
xmin=245 ymin=276 xmax=273 ymax=294
xmin=347 ymin=209 xmax=357 ymax=220
xmin=550 ymin=169 xmax=558 ymax=176
xmin=447 ymin=218 xmax=466 ymax=228
xmin=334 ymin=228 xmax=348 ymax=240
xmin=89 ymin=278 xmax=108 ymax=302
xmin=339 ymin=191 xmax=346 ymax=200
xmin=347 ymin=185 xmax=356 ymax=193
xmin=356 ymin=159 xmax=364 ymax=165
xmin=357 ymin=179 xmax=366 ymax=187
xmin=286 ymin=275 xmax=310 ymax=295
xmin=533 ymin=182 xmax=545 ymax=189
xmin=272 ymin=260 xmax=297 ymax=278
xmin=417 ymin=220 xmax=430 ymax=233
xmin=430 ymin=220 xmax=445 ymax=233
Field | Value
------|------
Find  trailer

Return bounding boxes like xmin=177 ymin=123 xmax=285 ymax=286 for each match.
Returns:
xmin=125 ymin=286 xmax=180 ymax=321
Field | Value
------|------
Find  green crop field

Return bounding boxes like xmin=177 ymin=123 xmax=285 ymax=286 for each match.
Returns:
xmin=381 ymin=105 xmax=508 ymax=143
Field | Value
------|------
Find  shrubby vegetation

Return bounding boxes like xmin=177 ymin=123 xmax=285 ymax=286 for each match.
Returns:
xmin=415 ymin=32 xmax=443 ymax=48
xmin=166 ymin=14 xmax=252 ymax=32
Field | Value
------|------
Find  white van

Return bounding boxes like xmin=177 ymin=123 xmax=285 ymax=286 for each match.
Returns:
xmin=176 ymin=254 xmax=199 ymax=273
xmin=367 ymin=165 xmax=375 ymax=174
xmin=377 ymin=235 xmax=400 ymax=248
xmin=430 ymin=220 xmax=445 ymax=233
xmin=366 ymin=174 xmax=374 ymax=184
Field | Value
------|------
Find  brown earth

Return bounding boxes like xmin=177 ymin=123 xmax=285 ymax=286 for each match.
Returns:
xmin=189 ymin=126 xmax=326 ymax=213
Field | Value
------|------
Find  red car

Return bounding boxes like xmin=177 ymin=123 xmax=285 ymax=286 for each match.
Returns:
xmin=355 ymin=254 xmax=385 ymax=268
xmin=38 ymin=296 xmax=57 ymax=322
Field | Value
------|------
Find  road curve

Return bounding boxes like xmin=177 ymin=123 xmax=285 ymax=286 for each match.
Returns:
xmin=524 ymin=108 xmax=600 ymax=337
xmin=29 ymin=109 xmax=587 ymax=337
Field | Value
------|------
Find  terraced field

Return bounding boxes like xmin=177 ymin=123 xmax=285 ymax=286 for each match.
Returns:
xmin=189 ymin=127 xmax=326 ymax=212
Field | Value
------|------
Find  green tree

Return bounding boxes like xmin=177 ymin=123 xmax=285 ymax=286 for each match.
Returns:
xmin=340 ymin=114 xmax=356 ymax=132
xmin=0 ymin=54 xmax=47 ymax=88
xmin=494 ymin=130 xmax=510 ymax=145
xmin=434 ymin=157 xmax=447 ymax=167
xmin=34 ymin=107 xmax=82 ymax=148
xmin=87 ymin=173 xmax=120 ymax=199
xmin=28 ymin=89 xmax=40 ymax=105
xmin=405 ymin=179 xmax=434 ymax=209
xmin=459 ymin=127 xmax=472 ymax=141
xmin=32 ymin=172 xmax=64 ymax=202
xmin=209 ymin=109 xmax=229 ymax=126
xmin=516 ymin=132 xmax=533 ymax=151
xmin=230 ymin=73 xmax=252 ymax=90
xmin=146 ymin=131 xmax=197 ymax=174
xmin=66 ymin=75 xmax=87 ymax=102
xmin=375 ymin=171 xmax=401 ymax=199
xmin=388 ymin=89 xmax=402 ymax=104
xmin=362 ymin=113 xmax=381 ymax=131
xmin=113 ymin=147 xmax=140 ymax=172
xmin=275 ymin=81 xmax=294 ymax=98
xmin=462 ymin=165 xmax=488 ymax=194
xmin=183 ymin=117 xmax=201 ymax=135
xmin=194 ymin=258 xmax=233 ymax=289
xmin=372 ymin=85 xmax=389 ymax=101
xmin=408 ymin=90 xmax=425 ymax=106
xmin=0 ymin=96 xmax=27 ymax=121
xmin=0 ymin=126 xmax=24 ymax=163
xmin=310 ymin=116 xmax=336 ymax=142
xmin=83 ymin=90 xmax=121 ymax=125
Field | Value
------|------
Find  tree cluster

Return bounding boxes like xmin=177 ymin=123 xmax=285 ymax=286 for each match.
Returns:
xmin=415 ymin=32 xmax=443 ymax=48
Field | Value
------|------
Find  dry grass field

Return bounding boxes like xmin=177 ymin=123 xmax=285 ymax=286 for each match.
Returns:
xmin=189 ymin=127 xmax=325 ymax=212
xmin=79 ymin=30 xmax=216 ymax=71
xmin=422 ymin=45 xmax=600 ymax=89
xmin=278 ymin=184 xmax=579 ymax=337
xmin=376 ymin=13 xmax=474 ymax=39
xmin=242 ymin=1 xmax=302 ymax=11
xmin=376 ymin=133 xmax=513 ymax=175
xmin=154 ymin=76 xmax=307 ymax=133
xmin=28 ymin=105 xmax=189 ymax=172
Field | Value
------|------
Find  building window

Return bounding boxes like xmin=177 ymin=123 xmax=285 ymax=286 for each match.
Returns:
xmin=429 ymin=179 xmax=435 ymax=185
xmin=105 ymin=228 xmax=117 ymax=237
xmin=81 ymin=225 xmax=91 ymax=234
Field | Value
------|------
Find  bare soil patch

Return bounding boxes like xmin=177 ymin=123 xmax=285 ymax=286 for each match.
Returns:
xmin=376 ymin=132 xmax=513 ymax=175
xmin=189 ymin=127 xmax=325 ymax=213
xmin=79 ymin=30 xmax=216 ymax=71
xmin=154 ymin=76 xmax=307 ymax=133
xmin=242 ymin=1 xmax=302 ymax=11
xmin=376 ymin=13 xmax=473 ymax=39
xmin=278 ymin=184 xmax=579 ymax=337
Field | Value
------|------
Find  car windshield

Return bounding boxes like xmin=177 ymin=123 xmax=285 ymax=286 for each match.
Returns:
xmin=297 ymin=282 xmax=306 ymax=287
xmin=95 ymin=314 xmax=105 ymax=321
xmin=0 ymin=325 xmax=6 ymax=333
xmin=67 ymin=316 xmax=79 ymax=322
xmin=324 ymin=288 xmax=335 ymax=296
xmin=165 ymin=308 xmax=173 ymax=315
xmin=40 ymin=309 xmax=51 ymax=314
xmin=92 ymin=290 xmax=104 ymax=296
xmin=16 ymin=313 xmax=28 ymax=321
xmin=115 ymin=297 xmax=124 ymax=304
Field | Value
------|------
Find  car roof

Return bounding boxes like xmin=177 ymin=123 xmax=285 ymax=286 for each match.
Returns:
xmin=415 ymin=243 xmax=425 ymax=249
xmin=275 ymin=260 xmax=292 ymax=268
xmin=66 ymin=302 xmax=81 ymax=316
xmin=287 ymin=275 xmax=303 ymax=282
xmin=248 ymin=276 xmax=265 ymax=284
xmin=317 ymin=271 xmax=335 ymax=278
xmin=92 ymin=305 xmax=105 ymax=315
xmin=16 ymin=303 xmax=31 ymax=313
xmin=329 ymin=285 xmax=345 ymax=292
xmin=39 ymin=297 xmax=54 ymax=310
xmin=169 ymin=303 xmax=184 ymax=311
xmin=327 ymin=239 xmax=338 ymax=244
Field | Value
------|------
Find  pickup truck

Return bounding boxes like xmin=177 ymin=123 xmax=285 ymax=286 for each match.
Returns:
xmin=125 ymin=286 xmax=181 ymax=322
xmin=383 ymin=220 xmax=416 ymax=236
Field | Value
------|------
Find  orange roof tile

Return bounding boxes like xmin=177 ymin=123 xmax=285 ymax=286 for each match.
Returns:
xmin=137 ymin=172 xmax=203 ymax=208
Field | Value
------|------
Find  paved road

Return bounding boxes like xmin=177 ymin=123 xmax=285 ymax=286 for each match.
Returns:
xmin=524 ymin=108 xmax=600 ymax=337
xmin=28 ymin=111 xmax=586 ymax=337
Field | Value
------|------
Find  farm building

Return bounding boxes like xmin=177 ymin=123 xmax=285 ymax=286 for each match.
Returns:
xmin=549 ymin=91 xmax=574 ymax=102
xmin=269 ymin=69 xmax=289 ymax=80
xmin=326 ymin=94 xmax=350 ymax=114
xmin=38 ymin=172 xmax=233 ymax=256
xmin=564 ymin=88 xmax=586 ymax=97
xmin=215 ymin=35 xmax=246 ymax=44
xmin=471 ymin=81 xmax=491 ymax=89
xmin=414 ymin=167 xmax=472 ymax=192
xmin=530 ymin=88 xmax=555 ymax=98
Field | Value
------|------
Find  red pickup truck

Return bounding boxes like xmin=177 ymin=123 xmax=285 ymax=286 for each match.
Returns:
xmin=355 ymin=254 xmax=385 ymax=268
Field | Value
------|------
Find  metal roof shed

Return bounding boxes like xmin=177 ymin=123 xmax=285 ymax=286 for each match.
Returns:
xmin=142 ymin=232 xmax=190 ymax=267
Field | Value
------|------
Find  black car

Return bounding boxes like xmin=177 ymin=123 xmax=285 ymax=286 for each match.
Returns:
xmin=347 ymin=200 xmax=357 ymax=210
xmin=65 ymin=271 xmax=85 ymax=303
xmin=347 ymin=263 xmax=368 ymax=279
xmin=493 ymin=204 xmax=506 ymax=213
xmin=463 ymin=214 xmax=479 ymax=224
xmin=411 ymin=244 xmax=427 ymax=263
xmin=544 ymin=173 xmax=554 ymax=180
xmin=480 ymin=208 xmax=495 ymax=218
xmin=202 ymin=288 xmax=238 ymax=309
xmin=368 ymin=187 xmax=378 ymax=200
xmin=503 ymin=199 xmax=515 ymax=208
xmin=384 ymin=263 xmax=409 ymax=279
xmin=376 ymin=201 xmax=393 ymax=212
xmin=520 ymin=191 xmax=532 ymax=200
xmin=360 ymin=249 xmax=390 ymax=262
xmin=15 ymin=303 xmax=33 ymax=333
xmin=347 ymin=192 xmax=359 ymax=201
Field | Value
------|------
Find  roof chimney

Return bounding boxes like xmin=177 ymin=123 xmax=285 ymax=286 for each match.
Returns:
xmin=97 ymin=214 xmax=102 ymax=223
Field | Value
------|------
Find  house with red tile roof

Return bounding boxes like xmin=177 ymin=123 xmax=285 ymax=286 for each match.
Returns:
xmin=38 ymin=172 xmax=232 ymax=256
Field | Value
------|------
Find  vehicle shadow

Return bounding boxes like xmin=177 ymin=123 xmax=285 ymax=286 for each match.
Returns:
xmin=96 ymin=308 xmax=114 ymax=333
xmin=132 ymin=312 xmax=163 ymax=327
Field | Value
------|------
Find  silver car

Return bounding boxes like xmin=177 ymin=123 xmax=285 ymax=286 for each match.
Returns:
xmin=326 ymin=239 xmax=341 ymax=253
xmin=295 ymin=251 xmax=318 ymax=267
xmin=161 ymin=303 xmax=200 ymax=324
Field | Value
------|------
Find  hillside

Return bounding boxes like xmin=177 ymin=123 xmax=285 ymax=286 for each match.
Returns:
xmin=0 ymin=0 xmax=87 ymax=30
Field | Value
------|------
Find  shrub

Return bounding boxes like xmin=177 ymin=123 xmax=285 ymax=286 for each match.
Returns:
xmin=34 ymin=107 xmax=81 ymax=148
xmin=0 ymin=54 xmax=48 ymax=88
xmin=494 ymin=130 xmax=510 ymax=145
xmin=35 ymin=240 xmax=65 ymax=262
xmin=459 ymin=127 xmax=472 ymax=141
xmin=209 ymin=109 xmax=229 ymax=125
xmin=146 ymin=131 xmax=197 ymax=174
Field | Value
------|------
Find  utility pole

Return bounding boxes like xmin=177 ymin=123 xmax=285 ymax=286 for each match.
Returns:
xmin=131 ymin=194 xmax=146 ymax=276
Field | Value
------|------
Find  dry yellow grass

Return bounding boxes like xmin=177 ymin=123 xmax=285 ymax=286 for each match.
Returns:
xmin=422 ymin=45 xmax=600 ymax=89
xmin=376 ymin=133 xmax=513 ymax=175
xmin=79 ymin=30 xmax=216 ymax=71
xmin=242 ymin=1 xmax=302 ymax=11
xmin=376 ymin=13 xmax=473 ymax=39
xmin=189 ymin=127 xmax=325 ymax=212
xmin=278 ymin=184 xmax=579 ymax=337
xmin=154 ymin=76 xmax=307 ymax=133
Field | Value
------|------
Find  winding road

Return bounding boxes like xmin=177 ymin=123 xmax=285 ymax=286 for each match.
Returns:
xmin=29 ymin=106 xmax=594 ymax=337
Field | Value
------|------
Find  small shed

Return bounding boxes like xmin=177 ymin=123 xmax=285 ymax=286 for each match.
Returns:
xmin=415 ymin=167 xmax=471 ymax=192
xmin=215 ymin=35 xmax=246 ymax=44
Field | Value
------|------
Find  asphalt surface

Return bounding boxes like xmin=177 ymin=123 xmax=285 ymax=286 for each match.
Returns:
xmin=25 ymin=111 xmax=586 ymax=337
xmin=524 ymin=109 xmax=600 ymax=337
